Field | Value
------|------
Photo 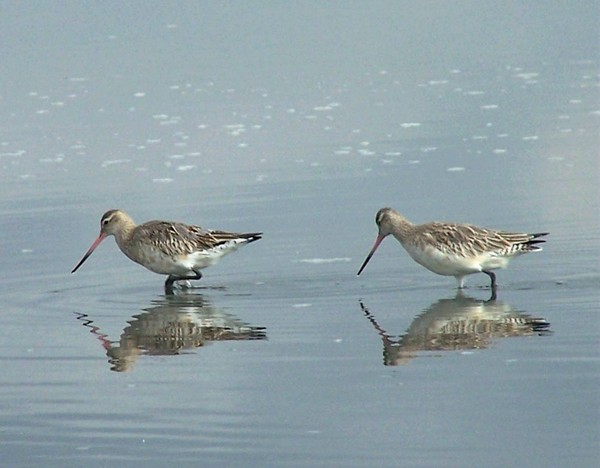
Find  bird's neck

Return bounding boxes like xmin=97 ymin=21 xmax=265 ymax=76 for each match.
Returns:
xmin=389 ymin=214 xmax=415 ymax=243
xmin=114 ymin=222 xmax=136 ymax=250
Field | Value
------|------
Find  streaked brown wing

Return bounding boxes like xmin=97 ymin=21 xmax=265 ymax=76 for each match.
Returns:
xmin=419 ymin=223 xmax=522 ymax=257
xmin=132 ymin=221 xmax=212 ymax=256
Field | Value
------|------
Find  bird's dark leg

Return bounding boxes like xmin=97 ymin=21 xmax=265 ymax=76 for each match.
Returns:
xmin=165 ymin=275 xmax=176 ymax=288
xmin=165 ymin=276 xmax=177 ymax=295
xmin=164 ymin=270 xmax=203 ymax=294
xmin=188 ymin=269 xmax=203 ymax=282
xmin=483 ymin=270 xmax=497 ymax=299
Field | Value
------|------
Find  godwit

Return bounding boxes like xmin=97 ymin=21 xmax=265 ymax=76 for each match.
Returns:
xmin=357 ymin=207 xmax=547 ymax=293
xmin=71 ymin=209 xmax=262 ymax=291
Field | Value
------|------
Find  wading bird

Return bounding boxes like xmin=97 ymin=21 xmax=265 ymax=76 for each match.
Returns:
xmin=72 ymin=209 xmax=261 ymax=292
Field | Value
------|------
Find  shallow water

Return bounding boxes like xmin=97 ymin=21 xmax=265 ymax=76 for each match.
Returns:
xmin=1 ymin=3 xmax=599 ymax=467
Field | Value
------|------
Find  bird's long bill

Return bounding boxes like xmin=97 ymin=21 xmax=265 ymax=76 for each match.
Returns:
xmin=71 ymin=232 xmax=107 ymax=273
xmin=357 ymin=235 xmax=385 ymax=276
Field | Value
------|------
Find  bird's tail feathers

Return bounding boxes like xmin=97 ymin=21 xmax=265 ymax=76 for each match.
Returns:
xmin=242 ymin=232 xmax=262 ymax=244
xmin=525 ymin=232 xmax=548 ymax=251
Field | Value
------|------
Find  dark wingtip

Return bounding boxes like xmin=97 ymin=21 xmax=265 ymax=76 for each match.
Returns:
xmin=528 ymin=239 xmax=546 ymax=246
xmin=526 ymin=232 xmax=549 ymax=248
xmin=245 ymin=232 xmax=262 ymax=243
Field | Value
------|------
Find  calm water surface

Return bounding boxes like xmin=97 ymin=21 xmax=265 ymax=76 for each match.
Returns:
xmin=1 ymin=3 xmax=598 ymax=467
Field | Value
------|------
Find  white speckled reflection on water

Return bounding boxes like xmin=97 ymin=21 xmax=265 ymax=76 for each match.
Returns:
xmin=1 ymin=2 xmax=599 ymax=467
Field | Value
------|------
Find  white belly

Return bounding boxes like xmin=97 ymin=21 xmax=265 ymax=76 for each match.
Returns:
xmin=126 ymin=239 xmax=249 ymax=276
xmin=403 ymin=243 xmax=498 ymax=277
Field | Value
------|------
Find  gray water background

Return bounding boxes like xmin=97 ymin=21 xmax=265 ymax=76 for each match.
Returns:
xmin=1 ymin=2 xmax=598 ymax=467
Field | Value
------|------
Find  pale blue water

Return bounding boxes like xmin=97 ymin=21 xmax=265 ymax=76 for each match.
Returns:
xmin=1 ymin=2 xmax=598 ymax=467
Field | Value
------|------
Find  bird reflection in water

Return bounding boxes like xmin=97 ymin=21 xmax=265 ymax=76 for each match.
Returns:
xmin=359 ymin=292 xmax=551 ymax=366
xmin=75 ymin=294 xmax=266 ymax=372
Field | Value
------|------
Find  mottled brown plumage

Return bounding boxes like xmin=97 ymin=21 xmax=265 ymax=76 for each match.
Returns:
xmin=72 ymin=209 xmax=261 ymax=292
xmin=358 ymin=207 xmax=547 ymax=294
xmin=411 ymin=221 xmax=546 ymax=258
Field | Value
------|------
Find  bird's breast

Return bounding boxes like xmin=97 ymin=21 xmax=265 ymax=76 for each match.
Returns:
xmin=121 ymin=243 xmax=187 ymax=275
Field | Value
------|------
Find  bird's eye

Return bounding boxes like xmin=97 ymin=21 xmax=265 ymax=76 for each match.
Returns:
xmin=102 ymin=218 xmax=110 ymax=226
